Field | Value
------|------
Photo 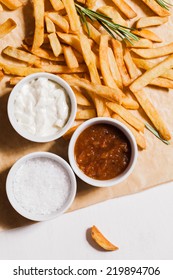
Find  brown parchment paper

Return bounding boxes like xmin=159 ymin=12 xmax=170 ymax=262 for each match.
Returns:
xmin=0 ymin=0 xmax=173 ymax=231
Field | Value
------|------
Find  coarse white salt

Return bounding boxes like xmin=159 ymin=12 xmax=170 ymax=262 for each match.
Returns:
xmin=12 ymin=157 xmax=71 ymax=215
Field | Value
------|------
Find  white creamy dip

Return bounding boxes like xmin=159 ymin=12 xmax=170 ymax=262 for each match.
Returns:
xmin=14 ymin=77 xmax=70 ymax=137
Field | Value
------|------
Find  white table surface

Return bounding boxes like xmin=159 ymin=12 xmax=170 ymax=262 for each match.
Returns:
xmin=0 ymin=182 xmax=173 ymax=260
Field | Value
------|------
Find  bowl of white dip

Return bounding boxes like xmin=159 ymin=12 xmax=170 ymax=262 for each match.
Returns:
xmin=6 ymin=152 xmax=77 ymax=221
xmin=8 ymin=73 xmax=77 ymax=142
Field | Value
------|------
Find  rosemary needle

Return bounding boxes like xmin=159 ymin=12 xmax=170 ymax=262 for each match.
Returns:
xmin=156 ymin=0 xmax=173 ymax=10
xmin=145 ymin=123 xmax=170 ymax=145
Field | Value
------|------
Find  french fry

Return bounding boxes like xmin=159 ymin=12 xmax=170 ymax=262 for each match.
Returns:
xmin=62 ymin=0 xmax=81 ymax=33
xmin=49 ymin=0 xmax=64 ymax=11
xmin=122 ymin=95 xmax=139 ymax=110
xmin=106 ymin=102 xmax=145 ymax=132
xmin=136 ymin=16 xmax=168 ymax=29
xmin=83 ymin=22 xmax=101 ymax=45
xmin=72 ymin=87 xmax=91 ymax=106
xmin=133 ymin=90 xmax=171 ymax=140
xmin=97 ymin=5 xmax=128 ymax=27
xmin=32 ymin=0 xmax=44 ymax=51
xmin=61 ymin=75 xmax=122 ymax=103
xmin=45 ymin=16 xmax=56 ymax=33
xmin=125 ymin=38 xmax=153 ymax=49
xmin=112 ymin=114 xmax=146 ymax=149
xmin=132 ymin=29 xmax=162 ymax=43
xmin=42 ymin=64 xmax=87 ymax=73
xmin=141 ymin=0 xmax=170 ymax=17
xmin=132 ymin=58 xmax=173 ymax=80
xmin=48 ymin=33 xmax=62 ymax=57
xmin=24 ymin=34 xmax=49 ymax=46
xmin=63 ymin=123 xmax=83 ymax=140
xmin=111 ymin=0 xmax=137 ymax=19
xmin=0 ymin=60 xmax=43 ymax=76
xmin=47 ymin=12 xmax=69 ymax=33
xmin=150 ymin=77 xmax=173 ymax=89
xmin=0 ymin=0 xmax=22 ymax=10
xmin=9 ymin=76 xmax=22 ymax=85
xmin=86 ymin=0 xmax=96 ymax=9
xmin=0 ymin=18 xmax=16 ymax=39
xmin=91 ymin=226 xmax=118 ymax=251
xmin=131 ymin=42 xmax=173 ymax=59
xmin=2 ymin=46 xmax=40 ymax=66
xmin=112 ymin=39 xmax=131 ymax=86
xmin=130 ymin=54 xmax=173 ymax=92
xmin=76 ymin=109 xmax=96 ymax=119
xmin=108 ymin=48 xmax=123 ymax=89
xmin=124 ymin=49 xmax=141 ymax=79
xmin=0 ymin=3 xmax=3 ymax=11
xmin=0 ymin=70 xmax=4 ymax=81
xmin=79 ymin=33 xmax=101 ymax=84
xmin=63 ymin=46 xmax=79 ymax=68
xmin=57 ymin=32 xmax=82 ymax=53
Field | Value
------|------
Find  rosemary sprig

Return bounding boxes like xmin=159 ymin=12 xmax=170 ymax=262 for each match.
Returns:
xmin=75 ymin=3 xmax=139 ymax=43
xmin=145 ymin=122 xmax=170 ymax=145
xmin=156 ymin=0 xmax=173 ymax=10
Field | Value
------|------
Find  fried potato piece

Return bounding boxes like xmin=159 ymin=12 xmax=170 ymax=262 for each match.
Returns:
xmin=32 ymin=0 xmax=44 ymax=51
xmin=131 ymin=42 xmax=173 ymax=59
xmin=112 ymin=39 xmax=131 ymax=86
xmin=63 ymin=123 xmax=83 ymax=140
xmin=141 ymin=0 xmax=170 ymax=17
xmin=83 ymin=22 xmax=101 ymax=45
xmin=122 ymin=94 xmax=139 ymax=110
xmin=47 ymin=12 xmax=69 ymax=33
xmin=0 ymin=0 xmax=22 ymax=10
xmin=2 ymin=46 xmax=40 ymax=66
xmin=150 ymin=77 xmax=173 ymax=89
xmin=0 ymin=70 xmax=4 ymax=81
xmin=62 ymin=0 xmax=81 ymax=33
xmin=124 ymin=49 xmax=141 ymax=79
xmin=133 ymin=90 xmax=171 ymax=140
xmin=111 ymin=0 xmax=137 ymax=19
xmin=72 ymin=87 xmax=91 ymax=106
xmin=49 ymin=0 xmax=64 ymax=11
xmin=125 ymin=38 xmax=153 ymax=49
xmin=91 ymin=226 xmax=118 ymax=251
xmin=132 ymin=29 xmax=162 ymax=43
xmin=0 ymin=18 xmax=16 ymax=39
xmin=24 ymin=34 xmax=49 ymax=46
xmin=57 ymin=32 xmax=82 ymax=53
xmin=86 ymin=0 xmax=96 ymax=9
xmin=76 ymin=109 xmax=96 ymax=119
xmin=0 ymin=3 xmax=3 ymax=11
xmin=0 ymin=60 xmax=43 ymax=76
xmin=130 ymin=54 xmax=173 ymax=92
xmin=9 ymin=76 xmax=22 ymax=85
xmin=48 ymin=33 xmax=62 ymax=57
xmin=106 ymin=102 xmax=145 ymax=132
xmin=61 ymin=75 xmax=122 ymax=103
xmin=42 ymin=64 xmax=87 ymax=73
xmin=113 ymin=114 xmax=146 ymax=149
xmin=108 ymin=47 xmax=123 ymax=89
xmin=136 ymin=16 xmax=168 ymax=29
xmin=45 ymin=16 xmax=56 ymax=33
xmin=63 ymin=46 xmax=79 ymax=68
xmin=97 ymin=5 xmax=127 ymax=27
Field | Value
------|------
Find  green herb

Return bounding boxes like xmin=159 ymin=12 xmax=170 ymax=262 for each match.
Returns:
xmin=75 ymin=3 xmax=139 ymax=43
xmin=145 ymin=122 xmax=170 ymax=145
xmin=156 ymin=0 xmax=173 ymax=10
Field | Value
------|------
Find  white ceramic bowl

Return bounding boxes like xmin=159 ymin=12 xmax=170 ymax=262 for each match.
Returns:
xmin=7 ymin=73 xmax=77 ymax=142
xmin=68 ymin=117 xmax=138 ymax=187
xmin=6 ymin=152 xmax=77 ymax=221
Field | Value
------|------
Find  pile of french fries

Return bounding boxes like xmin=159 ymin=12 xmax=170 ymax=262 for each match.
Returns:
xmin=0 ymin=0 xmax=173 ymax=150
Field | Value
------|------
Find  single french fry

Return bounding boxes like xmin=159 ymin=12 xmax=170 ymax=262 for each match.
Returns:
xmin=63 ymin=123 xmax=83 ymax=140
xmin=63 ymin=46 xmax=79 ymax=68
xmin=32 ymin=0 xmax=44 ymax=51
xmin=0 ymin=3 xmax=3 ymax=11
xmin=0 ymin=60 xmax=43 ymax=76
xmin=57 ymin=32 xmax=82 ymax=53
xmin=79 ymin=33 xmax=101 ymax=84
xmin=72 ymin=87 xmax=91 ymax=106
xmin=97 ymin=5 xmax=128 ymax=27
xmin=125 ymin=38 xmax=153 ymax=49
xmin=122 ymin=95 xmax=139 ymax=110
xmin=111 ymin=0 xmax=137 ymax=19
xmin=150 ymin=77 xmax=173 ymax=89
xmin=106 ymin=102 xmax=145 ymax=132
xmin=45 ymin=16 xmax=56 ymax=33
xmin=2 ymin=46 xmax=40 ymax=66
xmin=49 ymin=0 xmax=64 ymax=11
xmin=76 ymin=109 xmax=96 ymax=119
xmin=130 ymin=54 xmax=173 ymax=92
xmin=47 ymin=12 xmax=69 ymax=33
xmin=62 ymin=0 xmax=81 ymax=33
xmin=0 ymin=70 xmax=4 ymax=81
xmin=131 ymin=42 xmax=173 ymax=59
xmin=0 ymin=0 xmax=22 ymax=10
xmin=83 ymin=21 xmax=101 ymax=44
xmin=0 ymin=18 xmax=16 ymax=39
xmin=86 ymin=0 xmax=96 ymax=9
xmin=9 ymin=76 xmax=22 ymax=85
xmin=124 ymin=49 xmax=141 ymax=80
xmin=91 ymin=226 xmax=118 ymax=251
xmin=132 ymin=29 xmax=162 ymax=43
xmin=112 ymin=39 xmax=131 ymax=86
xmin=141 ymin=0 xmax=170 ymax=17
xmin=133 ymin=90 xmax=171 ymax=140
xmin=42 ymin=64 xmax=87 ymax=73
xmin=112 ymin=114 xmax=146 ymax=149
xmin=136 ymin=16 xmax=168 ymax=29
xmin=108 ymin=48 xmax=123 ymax=89
xmin=61 ymin=75 xmax=122 ymax=103
xmin=132 ymin=58 xmax=173 ymax=80
xmin=48 ymin=33 xmax=62 ymax=57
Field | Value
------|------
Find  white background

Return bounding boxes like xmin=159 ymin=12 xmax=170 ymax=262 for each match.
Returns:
xmin=0 ymin=182 xmax=173 ymax=260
